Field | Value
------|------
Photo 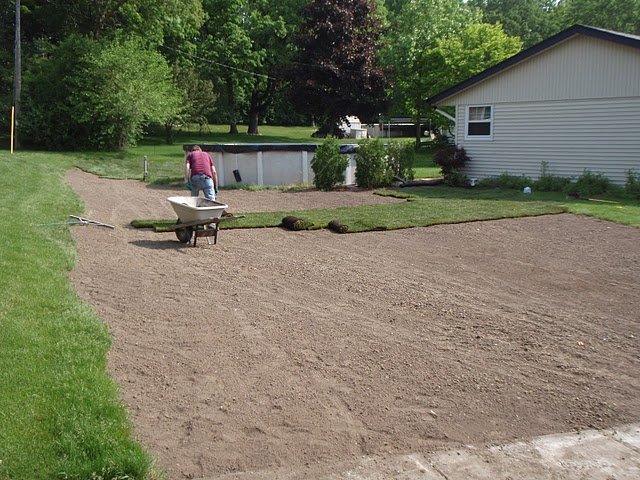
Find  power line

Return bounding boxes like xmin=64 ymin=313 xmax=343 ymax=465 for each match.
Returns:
xmin=160 ymin=45 xmax=275 ymax=80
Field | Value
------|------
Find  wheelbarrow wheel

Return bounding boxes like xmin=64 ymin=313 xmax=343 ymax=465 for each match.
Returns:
xmin=175 ymin=219 xmax=193 ymax=244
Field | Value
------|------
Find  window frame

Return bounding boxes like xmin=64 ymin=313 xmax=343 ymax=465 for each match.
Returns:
xmin=465 ymin=105 xmax=493 ymax=140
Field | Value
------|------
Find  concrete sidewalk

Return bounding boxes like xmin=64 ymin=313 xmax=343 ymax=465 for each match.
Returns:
xmin=331 ymin=423 xmax=640 ymax=479
xmin=215 ymin=423 xmax=640 ymax=479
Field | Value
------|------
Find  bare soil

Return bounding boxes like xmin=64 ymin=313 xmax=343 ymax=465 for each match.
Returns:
xmin=66 ymin=169 xmax=640 ymax=479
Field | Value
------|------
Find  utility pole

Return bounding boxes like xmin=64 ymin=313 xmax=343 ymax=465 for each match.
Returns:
xmin=13 ymin=0 xmax=21 ymax=150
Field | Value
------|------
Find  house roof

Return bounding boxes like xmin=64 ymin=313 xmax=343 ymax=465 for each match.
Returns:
xmin=427 ymin=24 xmax=640 ymax=106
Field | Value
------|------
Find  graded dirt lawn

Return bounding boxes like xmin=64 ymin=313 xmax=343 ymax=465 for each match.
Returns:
xmin=66 ymin=169 xmax=640 ymax=479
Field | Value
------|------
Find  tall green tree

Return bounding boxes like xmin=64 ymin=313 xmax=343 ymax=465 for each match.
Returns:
xmin=287 ymin=0 xmax=389 ymax=137
xmin=383 ymin=0 xmax=480 ymax=144
xmin=469 ymin=0 xmax=560 ymax=48
xmin=0 ymin=2 xmax=16 ymax=132
xmin=198 ymin=0 xmax=304 ymax=135
xmin=242 ymin=0 xmax=305 ymax=135
xmin=16 ymin=0 xmax=203 ymax=41
xmin=199 ymin=0 xmax=258 ymax=134
xmin=165 ymin=62 xmax=217 ymax=144
xmin=432 ymin=22 xmax=522 ymax=92
xmin=555 ymin=0 xmax=640 ymax=34
xmin=21 ymin=35 xmax=181 ymax=150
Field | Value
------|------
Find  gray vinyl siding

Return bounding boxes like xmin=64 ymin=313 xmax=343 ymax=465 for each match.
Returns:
xmin=445 ymin=36 xmax=640 ymax=104
xmin=456 ymin=97 xmax=640 ymax=185
xmin=442 ymin=34 xmax=640 ymax=185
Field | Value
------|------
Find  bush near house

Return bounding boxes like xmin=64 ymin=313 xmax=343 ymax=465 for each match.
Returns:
xmin=433 ymin=145 xmax=470 ymax=186
xmin=625 ymin=170 xmax=640 ymax=200
xmin=477 ymin=165 xmax=640 ymax=200
xmin=310 ymin=137 xmax=349 ymax=191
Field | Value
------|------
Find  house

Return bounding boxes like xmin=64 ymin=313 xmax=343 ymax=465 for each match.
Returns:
xmin=427 ymin=25 xmax=640 ymax=185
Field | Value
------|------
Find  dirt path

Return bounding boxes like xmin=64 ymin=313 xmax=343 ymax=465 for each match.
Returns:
xmin=66 ymin=169 xmax=640 ymax=479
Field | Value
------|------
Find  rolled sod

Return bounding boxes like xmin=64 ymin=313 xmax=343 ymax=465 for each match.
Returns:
xmin=328 ymin=220 xmax=349 ymax=233
xmin=282 ymin=216 xmax=307 ymax=230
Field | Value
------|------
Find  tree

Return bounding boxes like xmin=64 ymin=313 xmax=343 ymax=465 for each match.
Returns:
xmin=21 ymin=35 xmax=181 ymax=150
xmin=469 ymin=0 xmax=560 ymax=48
xmin=199 ymin=0 xmax=257 ymax=134
xmin=382 ymin=0 xmax=480 ymax=146
xmin=242 ymin=0 xmax=304 ymax=135
xmin=287 ymin=0 xmax=389 ymax=137
xmin=165 ymin=63 xmax=217 ymax=144
xmin=72 ymin=37 xmax=181 ymax=149
xmin=15 ymin=0 xmax=204 ymax=41
xmin=555 ymin=0 xmax=640 ymax=34
xmin=432 ymin=23 xmax=522 ymax=93
xmin=198 ymin=0 xmax=304 ymax=135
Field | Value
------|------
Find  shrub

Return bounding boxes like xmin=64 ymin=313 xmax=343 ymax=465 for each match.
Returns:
xmin=433 ymin=145 xmax=470 ymax=186
xmin=533 ymin=161 xmax=572 ymax=192
xmin=499 ymin=172 xmax=532 ymax=190
xmin=478 ymin=172 xmax=532 ymax=190
xmin=355 ymin=138 xmax=392 ymax=188
xmin=625 ymin=169 xmax=640 ymax=200
xmin=477 ymin=177 xmax=500 ymax=188
xmin=310 ymin=137 xmax=349 ymax=190
xmin=565 ymin=169 xmax=612 ymax=197
xmin=385 ymin=141 xmax=415 ymax=181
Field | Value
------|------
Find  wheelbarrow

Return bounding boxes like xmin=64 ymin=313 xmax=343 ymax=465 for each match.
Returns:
xmin=166 ymin=196 xmax=236 ymax=246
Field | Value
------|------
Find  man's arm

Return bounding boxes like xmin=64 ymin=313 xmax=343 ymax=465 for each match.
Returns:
xmin=184 ymin=158 xmax=191 ymax=182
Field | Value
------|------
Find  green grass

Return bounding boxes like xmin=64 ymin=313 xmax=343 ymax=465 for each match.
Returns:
xmin=0 ymin=152 xmax=154 ymax=480
xmin=412 ymin=146 xmax=441 ymax=179
xmin=68 ymin=124 xmax=341 ymax=182
xmin=134 ymin=186 xmax=640 ymax=234
xmin=66 ymin=124 xmax=443 ymax=183
xmin=1 ymin=125 xmax=639 ymax=479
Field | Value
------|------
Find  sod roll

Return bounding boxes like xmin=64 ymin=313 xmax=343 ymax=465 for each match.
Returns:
xmin=328 ymin=220 xmax=349 ymax=233
xmin=282 ymin=216 xmax=306 ymax=230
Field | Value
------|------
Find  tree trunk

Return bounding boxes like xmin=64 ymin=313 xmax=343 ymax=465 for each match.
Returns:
xmin=247 ymin=74 xmax=277 ymax=135
xmin=165 ymin=123 xmax=174 ymax=145
xmin=415 ymin=105 xmax=422 ymax=149
xmin=226 ymin=77 xmax=239 ymax=135
xmin=247 ymin=109 xmax=259 ymax=135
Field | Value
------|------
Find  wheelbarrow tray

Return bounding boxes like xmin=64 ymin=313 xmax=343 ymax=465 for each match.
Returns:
xmin=167 ymin=196 xmax=228 ymax=223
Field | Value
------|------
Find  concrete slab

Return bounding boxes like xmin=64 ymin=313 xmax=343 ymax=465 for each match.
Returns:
xmin=210 ymin=423 xmax=640 ymax=479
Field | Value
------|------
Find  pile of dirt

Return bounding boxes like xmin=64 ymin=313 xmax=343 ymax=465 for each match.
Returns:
xmin=66 ymin=169 xmax=640 ymax=479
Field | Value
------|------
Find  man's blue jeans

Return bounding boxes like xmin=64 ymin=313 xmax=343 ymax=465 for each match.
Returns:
xmin=190 ymin=174 xmax=215 ymax=201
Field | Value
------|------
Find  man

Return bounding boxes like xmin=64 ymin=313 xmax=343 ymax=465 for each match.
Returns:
xmin=185 ymin=145 xmax=219 ymax=201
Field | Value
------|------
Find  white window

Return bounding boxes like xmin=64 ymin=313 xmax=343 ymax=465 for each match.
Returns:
xmin=466 ymin=105 xmax=492 ymax=139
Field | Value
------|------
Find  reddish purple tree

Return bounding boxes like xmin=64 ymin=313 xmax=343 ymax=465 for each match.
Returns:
xmin=287 ymin=0 xmax=389 ymax=137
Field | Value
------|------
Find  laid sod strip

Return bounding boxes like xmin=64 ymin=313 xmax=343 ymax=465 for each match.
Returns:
xmin=0 ymin=152 xmax=154 ymax=480
xmin=133 ymin=195 xmax=569 ymax=234
xmin=281 ymin=216 xmax=309 ymax=230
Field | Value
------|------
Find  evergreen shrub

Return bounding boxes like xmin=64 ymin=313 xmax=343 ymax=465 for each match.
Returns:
xmin=355 ymin=138 xmax=392 ymax=188
xmin=310 ymin=137 xmax=348 ymax=190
